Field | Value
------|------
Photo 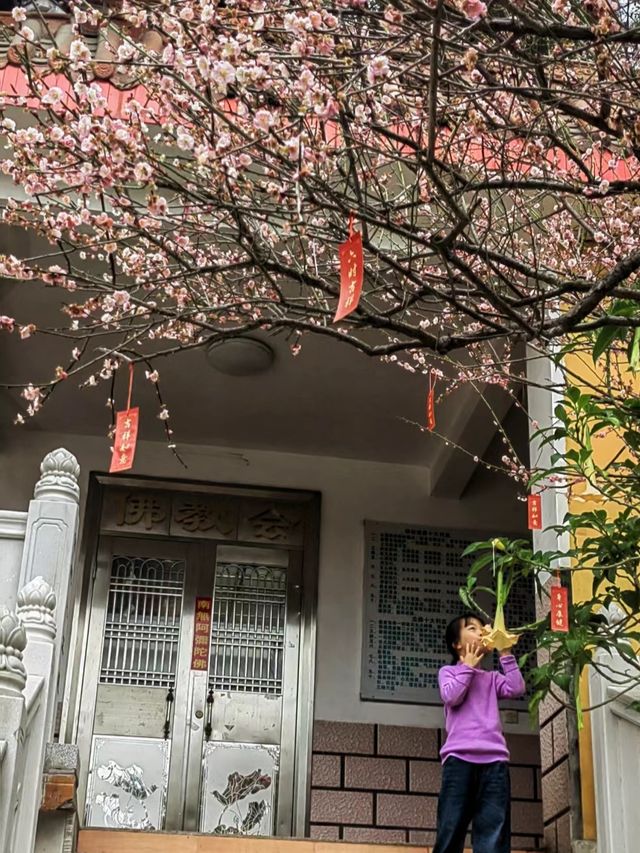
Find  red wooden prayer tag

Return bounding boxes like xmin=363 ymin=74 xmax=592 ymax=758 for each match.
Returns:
xmin=426 ymin=372 xmax=437 ymax=431
xmin=550 ymin=585 xmax=569 ymax=633
xmin=334 ymin=224 xmax=363 ymax=322
xmin=528 ymin=494 xmax=542 ymax=529
xmin=426 ymin=387 xmax=436 ymax=431
xmin=109 ymin=407 xmax=139 ymax=473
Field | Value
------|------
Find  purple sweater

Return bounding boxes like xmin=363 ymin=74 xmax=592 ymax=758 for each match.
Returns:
xmin=439 ymin=655 xmax=526 ymax=764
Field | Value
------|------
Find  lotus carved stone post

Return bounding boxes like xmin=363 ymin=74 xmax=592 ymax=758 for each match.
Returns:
xmin=17 ymin=577 xmax=56 ymax=642
xmin=33 ymin=448 xmax=80 ymax=504
xmin=0 ymin=607 xmax=27 ymax=698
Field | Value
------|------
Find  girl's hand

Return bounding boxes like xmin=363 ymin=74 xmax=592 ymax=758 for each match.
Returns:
xmin=460 ymin=643 xmax=485 ymax=668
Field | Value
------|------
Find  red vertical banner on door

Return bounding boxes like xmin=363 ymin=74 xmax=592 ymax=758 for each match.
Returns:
xmin=191 ymin=597 xmax=212 ymax=670
xmin=528 ymin=494 xmax=542 ymax=529
xmin=550 ymin=585 xmax=569 ymax=633
xmin=334 ymin=217 xmax=363 ymax=322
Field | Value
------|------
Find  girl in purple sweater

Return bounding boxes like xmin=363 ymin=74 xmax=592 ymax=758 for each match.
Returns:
xmin=432 ymin=613 xmax=526 ymax=853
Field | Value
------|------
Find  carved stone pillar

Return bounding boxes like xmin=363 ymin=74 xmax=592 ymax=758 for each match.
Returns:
xmin=0 ymin=606 xmax=28 ymax=851
xmin=19 ymin=449 xmax=80 ymax=736
xmin=12 ymin=577 xmax=60 ymax=853
xmin=17 ymin=576 xmax=57 ymax=744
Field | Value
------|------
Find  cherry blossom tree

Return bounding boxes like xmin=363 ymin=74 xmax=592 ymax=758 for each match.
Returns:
xmin=1 ymin=0 xmax=640 ymax=421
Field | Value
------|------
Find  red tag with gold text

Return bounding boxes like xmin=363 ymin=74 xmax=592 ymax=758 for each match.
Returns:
xmin=550 ymin=585 xmax=569 ymax=633
xmin=109 ymin=407 xmax=139 ymax=473
xmin=334 ymin=223 xmax=363 ymax=323
xmin=528 ymin=494 xmax=542 ymax=529
xmin=191 ymin=597 xmax=212 ymax=670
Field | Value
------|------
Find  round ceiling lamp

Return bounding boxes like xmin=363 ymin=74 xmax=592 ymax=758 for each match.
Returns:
xmin=206 ymin=336 xmax=275 ymax=376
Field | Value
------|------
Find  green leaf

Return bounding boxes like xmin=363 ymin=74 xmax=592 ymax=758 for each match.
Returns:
xmin=566 ymin=385 xmax=581 ymax=404
xmin=620 ymin=590 xmax=640 ymax=612
xmin=629 ymin=328 xmax=640 ymax=372
xmin=554 ymin=404 xmax=568 ymax=424
xmin=565 ymin=637 xmax=582 ymax=656
xmin=462 ymin=541 xmax=493 ymax=557
xmin=593 ymin=326 xmax=623 ymax=361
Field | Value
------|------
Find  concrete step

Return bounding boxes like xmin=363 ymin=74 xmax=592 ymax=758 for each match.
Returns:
xmin=77 ymin=829 xmax=541 ymax=853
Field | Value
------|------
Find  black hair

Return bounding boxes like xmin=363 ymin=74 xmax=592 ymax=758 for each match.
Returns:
xmin=445 ymin=613 xmax=484 ymax=664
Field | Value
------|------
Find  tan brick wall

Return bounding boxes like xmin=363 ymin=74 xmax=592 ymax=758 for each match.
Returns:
xmin=309 ymin=721 xmax=543 ymax=849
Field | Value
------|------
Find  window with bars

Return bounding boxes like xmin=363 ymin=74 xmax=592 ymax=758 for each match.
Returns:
xmin=100 ymin=555 xmax=185 ymax=688
xmin=209 ymin=563 xmax=287 ymax=695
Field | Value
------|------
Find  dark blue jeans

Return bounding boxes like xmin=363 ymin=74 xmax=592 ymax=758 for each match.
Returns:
xmin=432 ymin=757 xmax=511 ymax=853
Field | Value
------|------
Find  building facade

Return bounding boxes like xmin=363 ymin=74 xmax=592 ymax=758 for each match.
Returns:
xmin=0 ymin=8 xmax=629 ymax=853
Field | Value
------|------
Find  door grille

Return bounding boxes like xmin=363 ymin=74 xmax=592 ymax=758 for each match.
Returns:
xmin=99 ymin=555 xmax=185 ymax=688
xmin=209 ymin=563 xmax=287 ymax=695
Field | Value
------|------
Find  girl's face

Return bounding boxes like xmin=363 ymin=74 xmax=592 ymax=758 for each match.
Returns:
xmin=454 ymin=618 xmax=486 ymax=657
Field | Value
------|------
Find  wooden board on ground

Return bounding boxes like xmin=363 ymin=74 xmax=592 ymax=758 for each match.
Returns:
xmin=77 ymin=829 xmax=536 ymax=853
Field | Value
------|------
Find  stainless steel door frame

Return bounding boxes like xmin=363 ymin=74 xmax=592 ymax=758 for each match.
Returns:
xmin=70 ymin=478 xmax=321 ymax=837
xmin=276 ymin=549 xmax=302 ymax=837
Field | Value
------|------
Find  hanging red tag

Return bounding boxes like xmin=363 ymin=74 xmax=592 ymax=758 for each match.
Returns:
xmin=528 ymin=494 xmax=542 ymax=529
xmin=426 ymin=371 xmax=436 ymax=430
xmin=334 ymin=215 xmax=363 ymax=322
xmin=109 ymin=364 xmax=139 ymax=473
xmin=550 ymin=584 xmax=569 ymax=633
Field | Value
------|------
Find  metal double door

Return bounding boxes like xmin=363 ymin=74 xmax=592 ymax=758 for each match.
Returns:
xmin=77 ymin=536 xmax=302 ymax=835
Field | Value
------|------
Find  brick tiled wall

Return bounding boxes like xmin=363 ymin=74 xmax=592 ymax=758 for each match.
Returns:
xmin=539 ymin=694 xmax=572 ymax=853
xmin=310 ymin=721 xmax=543 ymax=850
xmin=536 ymin=585 xmax=573 ymax=853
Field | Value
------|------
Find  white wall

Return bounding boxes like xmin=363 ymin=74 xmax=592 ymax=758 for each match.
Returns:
xmin=0 ymin=430 xmax=529 ymax=731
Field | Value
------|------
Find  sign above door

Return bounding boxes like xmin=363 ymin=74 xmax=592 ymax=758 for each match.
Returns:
xmin=100 ymin=487 xmax=305 ymax=548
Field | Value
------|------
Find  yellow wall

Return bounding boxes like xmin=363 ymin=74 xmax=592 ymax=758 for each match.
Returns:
xmin=564 ymin=351 xmax=638 ymax=841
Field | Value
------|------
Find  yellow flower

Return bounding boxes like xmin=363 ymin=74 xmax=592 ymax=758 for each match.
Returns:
xmin=481 ymin=625 xmax=519 ymax=652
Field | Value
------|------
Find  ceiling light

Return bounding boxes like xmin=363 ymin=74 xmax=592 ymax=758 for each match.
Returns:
xmin=206 ymin=336 xmax=275 ymax=376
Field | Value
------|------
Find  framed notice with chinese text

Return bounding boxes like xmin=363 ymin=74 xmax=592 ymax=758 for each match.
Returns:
xmin=361 ymin=521 xmax=534 ymax=708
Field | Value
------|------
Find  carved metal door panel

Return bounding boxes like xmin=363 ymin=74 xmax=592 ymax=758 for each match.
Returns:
xmin=77 ymin=537 xmax=301 ymax=836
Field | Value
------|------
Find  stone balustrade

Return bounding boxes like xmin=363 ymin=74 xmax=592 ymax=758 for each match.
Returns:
xmin=0 ymin=449 xmax=80 ymax=853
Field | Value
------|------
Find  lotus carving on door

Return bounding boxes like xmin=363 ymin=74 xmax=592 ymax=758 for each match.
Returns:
xmin=94 ymin=761 xmax=158 ymax=830
xmin=211 ymin=769 xmax=272 ymax=834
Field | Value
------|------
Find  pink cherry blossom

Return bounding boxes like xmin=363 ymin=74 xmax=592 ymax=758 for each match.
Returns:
xmin=133 ymin=162 xmax=153 ymax=182
xmin=367 ymin=56 xmax=391 ymax=85
xmin=461 ymin=0 xmax=488 ymax=19
xmin=253 ymin=109 xmax=275 ymax=132
xmin=211 ymin=61 xmax=236 ymax=91
xmin=68 ymin=39 xmax=91 ymax=67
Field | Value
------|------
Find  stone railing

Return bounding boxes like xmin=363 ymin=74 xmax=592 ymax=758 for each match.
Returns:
xmin=589 ymin=649 xmax=640 ymax=853
xmin=0 ymin=449 xmax=80 ymax=853
xmin=0 ymin=578 xmax=57 ymax=853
